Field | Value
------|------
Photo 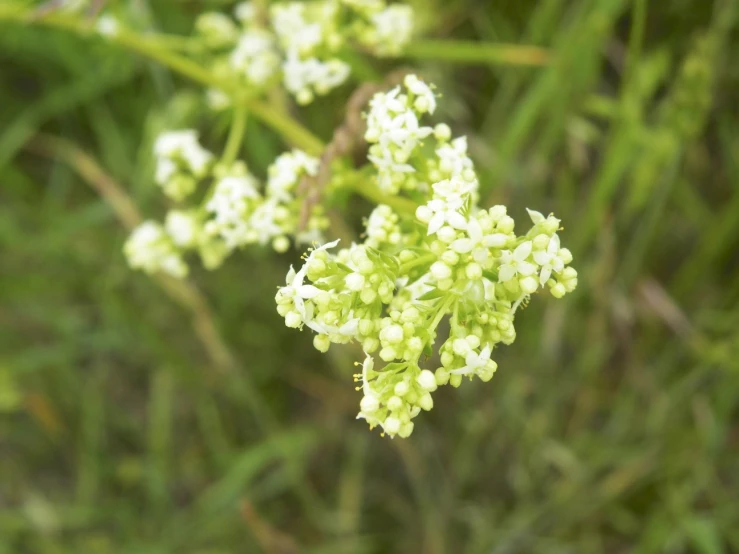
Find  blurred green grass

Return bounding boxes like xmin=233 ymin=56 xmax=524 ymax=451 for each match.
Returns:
xmin=1 ymin=0 xmax=739 ymax=553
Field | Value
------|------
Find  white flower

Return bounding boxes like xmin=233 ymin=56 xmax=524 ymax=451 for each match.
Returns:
xmin=266 ymin=149 xmax=319 ymax=202
xmin=415 ymin=178 xmax=476 ymax=235
xmin=365 ymin=204 xmax=401 ymax=247
xmin=124 ymin=221 xmax=188 ymax=279
xmin=417 ymin=198 xmax=467 ymax=235
xmin=498 ymin=241 xmax=537 ymax=282
xmin=382 ymin=110 xmax=432 ymax=151
xmin=436 ymin=136 xmax=475 ymax=180
xmin=271 ymin=3 xmax=324 ymax=54
xmin=280 ymin=239 xmax=341 ymax=333
xmin=205 ymin=173 xmax=261 ymax=249
xmin=247 ymin=199 xmax=286 ymax=246
xmin=230 ymin=30 xmax=281 ymax=86
xmin=282 ymin=53 xmax=350 ymax=103
xmin=533 ymin=234 xmax=565 ymax=286
xmin=165 ymin=210 xmax=200 ymax=248
xmin=449 ymin=345 xmax=492 ymax=376
xmin=368 ymin=5 xmax=414 ymax=56
xmin=154 ymin=130 xmax=213 ymax=180
xmin=404 ymin=74 xmax=436 ymax=114
xmin=450 ymin=217 xmax=510 ymax=263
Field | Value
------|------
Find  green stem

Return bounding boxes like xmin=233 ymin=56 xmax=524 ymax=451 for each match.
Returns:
xmin=221 ymin=105 xmax=248 ymax=166
xmin=399 ymin=253 xmax=436 ymax=274
xmin=0 ymin=7 xmax=325 ymax=155
xmin=402 ymin=39 xmax=552 ymax=67
xmin=348 ymin=182 xmax=418 ymax=216
xmin=428 ymin=294 xmax=456 ymax=336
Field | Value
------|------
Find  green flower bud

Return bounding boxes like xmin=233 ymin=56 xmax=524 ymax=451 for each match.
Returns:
xmin=313 ymin=334 xmax=330 ymax=352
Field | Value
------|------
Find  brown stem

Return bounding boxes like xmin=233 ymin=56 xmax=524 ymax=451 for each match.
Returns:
xmin=25 ymin=133 xmax=237 ymax=374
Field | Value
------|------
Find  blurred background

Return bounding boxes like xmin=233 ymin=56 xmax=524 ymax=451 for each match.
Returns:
xmin=1 ymin=0 xmax=739 ymax=552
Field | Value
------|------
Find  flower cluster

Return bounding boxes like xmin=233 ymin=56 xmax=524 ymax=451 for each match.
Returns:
xmin=277 ymin=75 xmax=578 ymax=438
xmin=154 ymin=130 xmax=214 ymax=201
xmin=364 ymin=75 xmax=477 ymax=201
xmin=124 ymin=132 xmax=328 ymax=277
xmin=196 ymin=0 xmax=415 ymax=105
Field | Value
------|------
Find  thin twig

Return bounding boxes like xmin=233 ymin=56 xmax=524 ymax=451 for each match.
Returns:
xmin=25 ymin=133 xmax=238 ymax=374
xmin=296 ymin=69 xmax=414 ymax=230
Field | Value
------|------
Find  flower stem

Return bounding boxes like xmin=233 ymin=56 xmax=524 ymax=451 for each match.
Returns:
xmin=347 ymin=181 xmax=419 ymax=216
xmin=399 ymin=254 xmax=436 ymax=274
xmin=221 ymin=105 xmax=248 ymax=167
xmin=0 ymin=7 xmax=325 ymax=155
xmin=428 ymin=294 xmax=456 ymax=333
xmin=402 ymin=39 xmax=552 ymax=67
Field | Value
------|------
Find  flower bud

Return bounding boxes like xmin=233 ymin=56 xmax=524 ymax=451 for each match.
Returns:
xmin=559 ymin=248 xmax=573 ymax=264
xmin=345 ymin=272 xmax=365 ymax=291
xmin=359 ymin=394 xmax=380 ymax=414
xmin=418 ymin=393 xmax=434 ymax=411
xmin=387 ymin=396 xmax=403 ymax=411
xmin=437 ymin=226 xmax=457 ymax=243
xmin=533 ymin=234 xmax=550 ymax=250
xmin=398 ymin=422 xmax=414 ymax=438
xmin=465 ymin=263 xmax=483 ymax=280
xmin=417 ymin=370 xmax=438 ymax=392
xmin=360 ymin=288 xmax=377 ymax=304
xmin=452 ymin=338 xmax=471 ymax=356
xmin=435 ymin=367 xmax=450 ymax=385
xmin=362 ymin=337 xmax=380 ymax=352
xmin=498 ymin=215 xmax=515 ymax=233
xmin=381 ymin=324 xmax=404 ymax=344
xmin=285 ymin=311 xmax=302 ymax=328
xmin=416 ymin=205 xmax=432 ymax=223
xmin=520 ymin=276 xmax=539 ymax=294
xmin=313 ymin=334 xmax=330 ymax=352
xmin=441 ymin=250 xmax=460 ymax=266
xmin=383 ymin=417 xmax=401 ymax=435
xmin=550 ymin=283 xmax=567 ymax=298
xmin=430 ymin=261 xmax=452 ymax=280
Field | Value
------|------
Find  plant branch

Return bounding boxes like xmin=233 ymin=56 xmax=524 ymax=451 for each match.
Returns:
xmin=0 ymin=7 xmax=325 ymax=155
xmin=25 ymin=133 xmax=238 ymax=374
xmin=222 ymin=105 xmax=249 ymax=166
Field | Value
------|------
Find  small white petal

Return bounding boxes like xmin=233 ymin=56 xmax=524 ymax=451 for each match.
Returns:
xmin=513 ymin=241 xmax=533 ymax=261
xmin=448 ymin=211 xmax=468 ymax=230
xmin=467 ymin=219 xmax=482 ymax=242
xmin=451 ymin=238 xmax=473 ymax=253
xmin=428 ymin=213 xmax=444 ymax=235
xmin=517 ymin=261 xmax=537 ymax=276
xmin=298 ymin=284 xmax=321 ymax=298
xmin=483 ymin=234 xmax=508 ymax=248
xmin=533 ymin=251 xmax=551 ymax=266
xmin=498 ymin=264 xmax=516 ymax=282
xmin=540 ymin=266 xmax=552 ymax=286
xmin=527 ymin=208 xmax=545 ymax=224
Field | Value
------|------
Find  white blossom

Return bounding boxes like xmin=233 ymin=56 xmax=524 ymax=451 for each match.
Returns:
xmin=124 ymin=221 xmax=188 ymax=279
xmin=498 ymin=241 xmax=537 ymax=283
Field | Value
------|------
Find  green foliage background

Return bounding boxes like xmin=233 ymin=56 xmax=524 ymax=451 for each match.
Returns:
xmin=1 ymin=0 xmax=739 ymax=552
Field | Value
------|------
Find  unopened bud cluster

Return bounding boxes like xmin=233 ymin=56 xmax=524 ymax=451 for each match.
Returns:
xmin=277 ymin=76 xmax=578 ymax=438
